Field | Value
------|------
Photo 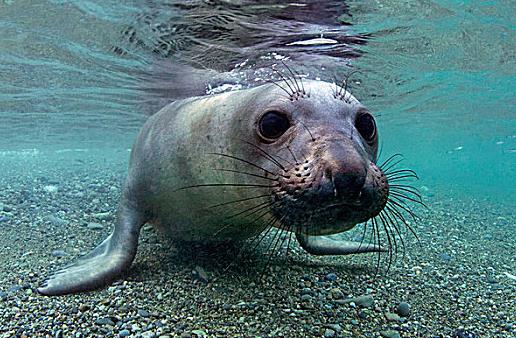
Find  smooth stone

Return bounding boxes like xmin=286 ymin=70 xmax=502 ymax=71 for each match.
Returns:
xmin=95 ymin=317 xmax=115 ymax=326
xmin=324 ymin=329 xmax=335 ymax=337
xmin=342 ymin=295 xmax=374 ymax=308
xmin=0 ymin=215 xmax=9 ymax=223
xmin=380 ymin=330 xmax=401 ymax=338
xmin=325 ymin=273 xmax=337 ymax=281
xmin=93 ymin=212 xmax=113 ymax=221
xmin=119 ymin=329 xmax=131 ymax=337
xmin=138 ymin=309 xmax=150 ymax=317
xmin=385 ymin=312 xmax=402 ymax=321
xmin=45 ymin=215 xmax=69 ymax=227
xmin=193 ymin=266 xmax=209 ymax=283
xmin=396 ymin=301 xmax=411 ymax=317
xmin=51 ymin=250 xmax=68 ymax=257
xmin=87 ymin=222 xmax=104 ymax=230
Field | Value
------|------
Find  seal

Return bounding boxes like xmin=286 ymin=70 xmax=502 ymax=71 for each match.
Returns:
xmin=38 ymin=77 xmax=398 ymax=296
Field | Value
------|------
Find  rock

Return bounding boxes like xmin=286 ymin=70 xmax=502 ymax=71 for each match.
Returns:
xmin=87 ymin=222 xmax=104 ymax=230
xmin=193 ymin=266 xmax=209 ymax=283
xmin=93 ymin=212 xmax=113 ymax=221
xmin=440 ymin=252 xmax=452 ymax=262
xmin=119 ymin=329 xmax=131 ymax=337
xmin=380 ymin=330 xmax=401 ymax=338
xmin=0 ymin=215 xmax=9 ymax=223
xmin=43 ymin=185 xmax=59 ymax=193
xmin=138 ymin=309 xmax=150 ymax=317
xmin=396 ymin=301 xmax=411 ymax=317
xmin=326 ymin=324 xmax=342 ymax=332
xmin=45 ymin=215 xmax=69 ymax=227
xmin=454 ymin=329 xmax=476 ymax=338
xmin=0 ymin=202 xmax=4 ymax=211
xmin=95 ymin=317 xmax=115 ymax=326
xmin=324 ymin=328 xmax=335 ymax=337
xmin=342 ymin=295 xmax=374 ymax=308
xmin=3 ymin=204 xmax=12 ymax=212
xmin=51 ymin=250 xmax=68 ymax=257
xmin=325 ymin=273 xmax=337 ymax=281
xmin=330 ymin=288 xmax=344 ymax=299
xmin=385 ymin=312 xmax=402 ymax=321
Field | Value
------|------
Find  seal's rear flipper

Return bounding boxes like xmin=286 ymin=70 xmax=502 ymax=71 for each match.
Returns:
xmin=37 ymin=201 xmax=145 ymax=296
xmin=296 ymin=233 xmax=387 ymax=256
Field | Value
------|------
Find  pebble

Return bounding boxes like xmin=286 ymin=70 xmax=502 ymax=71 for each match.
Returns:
xmin=45 ymin=215 xmax=69 ymax=227
xmin=193 ymin=266 xmax=209 ymax=283
xmin=119 ymin=329 xmax=131 ymax=337
xmin=342 ymin=295 xmax=374 ymax=308
xmin=93 ymin=212 xmax=113 ymax=221
xmin=324 ymin=328 xmax=335 ymax=337
xmin=385 ymin=312 xmax=402 ymax=321
xmin=0 ymin=202 xmax=4 ymax=211
xmin=380 ymin=330 xmax=401 ymax=338
xmin=87 ymin=222 xmax=104 ymax=230
xmin=325 ymin=273 xmax=337 ymax=281
xmin=0 ymin=215 xmax=9 ymax=222
xmin=51 ymin=250 xmax=68 ymax=257
xmin=95 ymin=317 xmax=115 ymax=326
xmin=138 ymin=309 xmax=150 ymax=317
xmin=396 ymin=301 xmax=411 ymax=317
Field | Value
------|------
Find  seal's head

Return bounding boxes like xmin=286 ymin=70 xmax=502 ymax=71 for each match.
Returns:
xmin=238 ymin=78 xmax=389 ymax=236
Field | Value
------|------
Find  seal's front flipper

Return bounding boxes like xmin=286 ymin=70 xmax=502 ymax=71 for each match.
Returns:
xmin=38 ymin=201 xmax=145 ymax=295
xmin=296 ymin=233 xmax=387 ymax=256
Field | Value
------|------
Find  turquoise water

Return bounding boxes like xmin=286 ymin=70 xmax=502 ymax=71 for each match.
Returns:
xmin=0 ymin=1 xmax=515 ymax=336
xmin=1 ymin=1 xmax=514 ymax=205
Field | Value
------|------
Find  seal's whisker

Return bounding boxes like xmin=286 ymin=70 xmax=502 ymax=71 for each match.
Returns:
xmin=385 ymin=169 xmax=419 ymax=179
xmin=222 ymin=214 xmax=277 ymax=272
xmin=274 ymin=70 xmax=297 ymax=99
xmin=175 ymin=183 xmax=274 ymax=191
xmin=240 ymin=140 xmax=287 ymax=170
xmin=268 ymin=79 xmax=295 ymax=99
xmin=386 ymin=202 xmax=420 ymax=243
xmin=298 ymin=120 xmax=316 ymax=142
xmin=212 ymin=168 xmax=278 ymax=181
xmin=378 ymin=212 xmax=394 ymax=272
xmin=387 ymin=173 xmax=419 ymax=181
xmin=208 ymin=194 xmax=271 ymax=209
xmin=285 ymin=229 xmax=294 ymax=257
xmin=208 ymin=152 xmax=278 ymax=177
xmin=390 ymin=191 xmax=426 ymax=207
xmin=281 ymin=60 xmax=303 ymax=95
xmin=372 ymin=217 xmax=382 ymax=276
xmin=379 ymin=153 xmax=403 ymax=169
xmin=383 ymin=207 xmax=406 ymax=258
xmin=381 ymin=158 xmax=405 ymax=174
xmin=390 ymin=186 xmax=423 ymax=202
xmin=224 ymin=201 xmax=273 ymax=221
xmin=388 ymin=198 xmax=419 ymax=222
xmin=214 ymin=207 xmax=272 ymax=237
xmin=285 ymin=145 xmax=299 ymax=165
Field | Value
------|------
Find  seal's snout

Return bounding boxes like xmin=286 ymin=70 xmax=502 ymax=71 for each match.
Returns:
xmin=321 ymin=143 xmax=367 ymax=203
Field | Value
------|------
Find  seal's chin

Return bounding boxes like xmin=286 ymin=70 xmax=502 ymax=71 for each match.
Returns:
xmin=276 ymin=201 xmax=382 ymax=236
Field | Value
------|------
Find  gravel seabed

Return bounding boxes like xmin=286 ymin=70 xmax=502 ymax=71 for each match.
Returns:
xmin=0 ymin=150 xmax=514 ymax=337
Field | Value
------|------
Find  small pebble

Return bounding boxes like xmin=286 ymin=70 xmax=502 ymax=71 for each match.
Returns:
xmin=396 ymin=301 xmax=411 ymax=317
xmin=51 ymin=250 xmax=68 ymax=257
xmin=87 ymin=222 xmax=104 ymax=230
xmin=138 ymin=309 xmax=150 ymax=317
xmin=324 ymin=328 xmax=335 ymax=337
xmin=380 ymin=330 xmax=401 ymax=338
xmin=325 ymin=273 xmax=337 ymax=281
xmin=119 ymin=329 xmax=131 ymax=337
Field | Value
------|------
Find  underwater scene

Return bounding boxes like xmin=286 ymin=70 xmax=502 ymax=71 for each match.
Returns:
xmin=0 ymin=0 xmax=514 ymax=337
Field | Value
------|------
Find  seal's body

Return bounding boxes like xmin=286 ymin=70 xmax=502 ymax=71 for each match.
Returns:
xmin=38 ymin=79 xmax=390 ymax=295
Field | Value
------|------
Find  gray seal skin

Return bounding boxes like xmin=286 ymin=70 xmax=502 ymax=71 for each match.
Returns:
xmin=38 ymin=79 xmax=389 ymax=295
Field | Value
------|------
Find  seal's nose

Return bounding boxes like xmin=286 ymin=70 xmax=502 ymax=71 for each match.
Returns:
xmin=324 ymin=143 xmax=367 ymax=202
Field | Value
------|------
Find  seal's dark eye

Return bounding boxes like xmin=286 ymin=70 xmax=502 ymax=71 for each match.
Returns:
xmin=259 ymin=111 xmax=290 ymax=140
xmin=355 ymin=112 xmax=376 ymax=142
